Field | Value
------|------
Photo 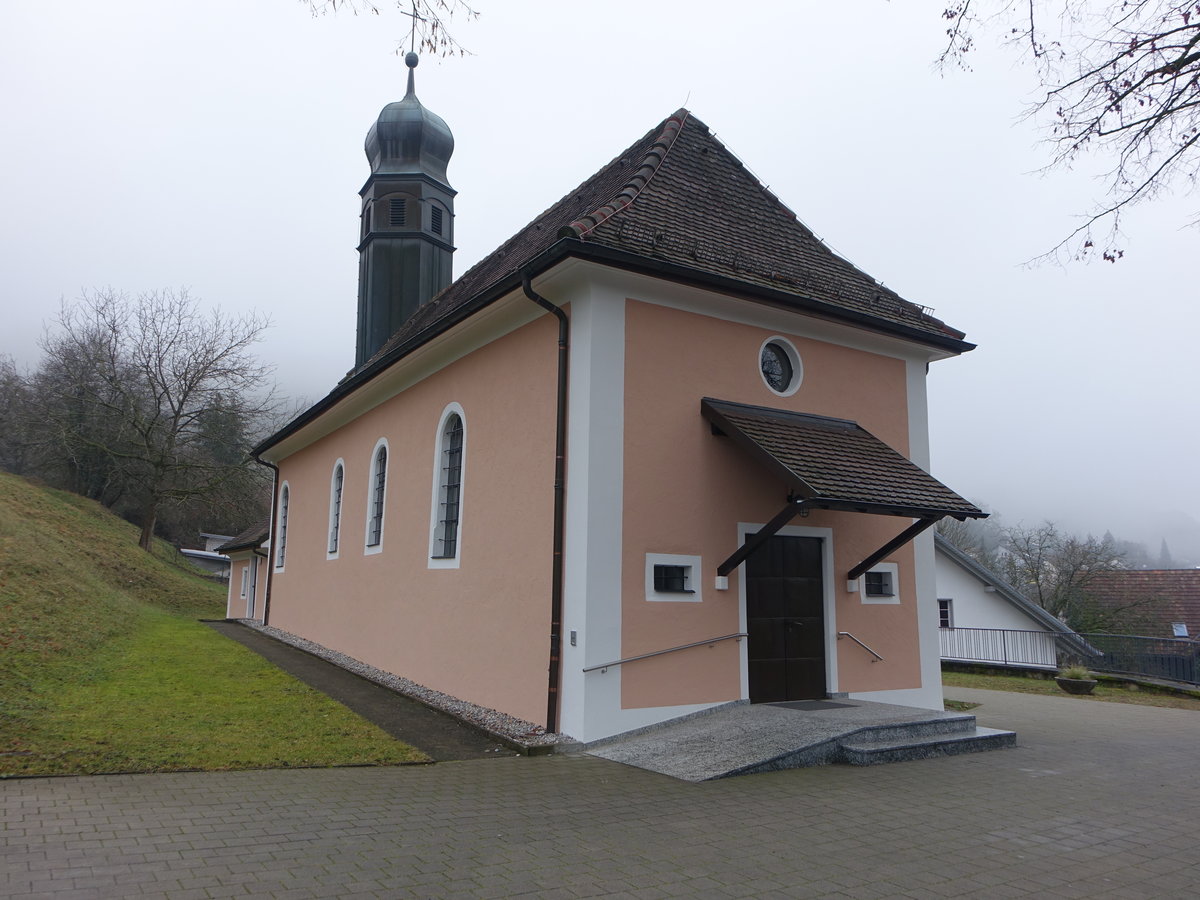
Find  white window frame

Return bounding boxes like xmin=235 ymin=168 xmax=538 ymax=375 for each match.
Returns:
xmin=239 ymin=565 xmax=249 ymax=600
xmin=327 ymin=459 xmax=345 ymax=559
xmin=938 ymin=598 xmax=954 ymax=629
xmin=364 ymin=439 xmax=389 ymax=556
xmin=428 ymin=403 xmax=465 ymax=569
xmin=274 ymin=482 xmax=290 ymax=571
xmin=645 ymin=553 xmax=703 ymax=603
xmin=859 ymin=562 xmax=900 ymax=605
xmin=758 ymin=335 xmax=804 ymax=397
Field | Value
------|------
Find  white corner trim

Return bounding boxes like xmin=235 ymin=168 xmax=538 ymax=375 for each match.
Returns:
xmin=427 ymin=402 xmax=465 ymax=569
xmin=363 ymin=438 xmax=389 ymax=556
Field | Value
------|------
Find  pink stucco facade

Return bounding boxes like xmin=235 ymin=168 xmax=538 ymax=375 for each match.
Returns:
xmin=226 ymin=552 xmax=267 ymax=621
xmin=616 ymin=299 xmax=923 ymax=712
xmin=256 ymin=266 xmax=950 ymax=740
xmin=265 ymin=316 xmax=560 ymax=726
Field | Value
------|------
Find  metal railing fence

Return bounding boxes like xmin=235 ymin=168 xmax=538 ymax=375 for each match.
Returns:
xmin=940 ymin=626 xmax=1200 ymax=686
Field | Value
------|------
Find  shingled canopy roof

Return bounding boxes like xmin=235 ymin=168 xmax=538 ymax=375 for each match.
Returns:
xmin=701 ymin=398 xmax=985 ymax=521
xmin=369 ymin=109 xmax=968 ymax=371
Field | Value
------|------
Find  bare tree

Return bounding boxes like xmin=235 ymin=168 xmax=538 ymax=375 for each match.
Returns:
xmin=0 ymin=357 xmax=36 ymax=476
xmin=38 ymin=290 xmax=278 ymax=551
xmin=996 ymin=522 xmax=1131 ymax=628
xmin=939 ymin=1 xmax=1200 ymax=261
xmin=303 ymin=1 xmax=480 ymax=56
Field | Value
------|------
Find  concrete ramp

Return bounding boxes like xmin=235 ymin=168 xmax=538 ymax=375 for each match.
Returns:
xmin=586 ymin=700 xmax=1014 ymax=781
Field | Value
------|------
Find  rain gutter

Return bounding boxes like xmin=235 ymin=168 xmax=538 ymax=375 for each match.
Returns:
xmin=253 ymin=453 xmax=280 ymax=625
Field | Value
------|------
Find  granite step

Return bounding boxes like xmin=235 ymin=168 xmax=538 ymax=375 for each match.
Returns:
xmin=839 ymin=726 xmax=1016 ymax=766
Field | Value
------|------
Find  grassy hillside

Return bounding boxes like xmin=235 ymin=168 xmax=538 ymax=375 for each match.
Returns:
xmin=0 ymin=471 xmax=426 ymax=775
xmin=0 ymin=470 xmax=223 ymax=690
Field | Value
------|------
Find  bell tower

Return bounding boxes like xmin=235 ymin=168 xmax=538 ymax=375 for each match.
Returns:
xmin=356 ymin=52 xmax=456 ymax=366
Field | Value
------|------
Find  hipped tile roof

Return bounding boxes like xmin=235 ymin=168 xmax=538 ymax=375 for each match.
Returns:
xmin=701 ymin=398 xmax=984 ymax=520
xmin=1085 ymin=570 xmax=1200 ymax=638
xmin=368 ymin=109 xmax=966 ymax=370
xmin=217 ymin=517 xmax=271 ymax=553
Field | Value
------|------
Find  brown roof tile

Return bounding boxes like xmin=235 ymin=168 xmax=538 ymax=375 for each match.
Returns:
xmin=365 ymin=109 xmax=965 ymax=372
xmin=701 ymin=398 xmax=984 ymax=519
xmin=1085 ymin=570 xmax=1200 ymax=638
xmin=217 ymin=517 xmax=270 ymax=553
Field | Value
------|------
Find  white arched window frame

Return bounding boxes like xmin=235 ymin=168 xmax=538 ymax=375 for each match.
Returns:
xmin=327 ymin=460 xmax=345 ymax=559
xmin=364 ymin=439 xmax=389 ymax=555
xmin=274 ymin=482 xmax=290 ymax=570
xmin=428 ymin=404 xmax=465 ymax=569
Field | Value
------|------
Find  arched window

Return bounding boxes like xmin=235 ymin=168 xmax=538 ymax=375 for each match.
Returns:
xmin=430 ymin=407 xmax=464 ymax=564
xmin=328 ymin=461 xmax=345 ymax=557
xmin=275 ymin=483 xmax=290 ymax=569
xmin=365 ymin=441 xmax=388 ymax=552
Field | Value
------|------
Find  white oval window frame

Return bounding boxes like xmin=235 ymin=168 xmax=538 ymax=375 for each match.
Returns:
xmin=758 ymin=336 xmax=803 ymax=397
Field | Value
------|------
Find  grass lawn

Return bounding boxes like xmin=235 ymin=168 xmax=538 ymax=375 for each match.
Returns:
xmin=943 ymin=670 xmax=1200 ymax=712
xmin=1 ymin=471 xmax=428 ymax=777
xmin=2 ymin=608 xmax=429 ymax=776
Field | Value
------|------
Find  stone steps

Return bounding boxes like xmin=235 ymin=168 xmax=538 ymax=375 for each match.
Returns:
xmin=839 ymin=725 xmax=1016 ymax=766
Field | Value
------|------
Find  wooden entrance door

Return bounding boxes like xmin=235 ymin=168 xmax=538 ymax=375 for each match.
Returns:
xmin=746 ymin=534 xmax=826 ymax=702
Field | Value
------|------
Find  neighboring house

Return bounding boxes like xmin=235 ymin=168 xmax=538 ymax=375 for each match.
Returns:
xmin=200 ymin=532 xmax=234 ymax=553
xmin=934 ymin=535 xmax=1078 ymax=669
xmin=180 ymin=531 xmax=235 ymax=580
xmin=218 ymin=519 xmax=269 ymax=621
xmin=179 ymin=548 xmax=230 ymax=581
xmin=233 ymin=56 xmax=987 ymax=743
xmin=1085 ymin=570 xmax=1200 ymax=639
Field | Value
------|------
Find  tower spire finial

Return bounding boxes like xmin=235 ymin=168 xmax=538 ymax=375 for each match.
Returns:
xmin=404 ymin=50 xmax=418 ymax=97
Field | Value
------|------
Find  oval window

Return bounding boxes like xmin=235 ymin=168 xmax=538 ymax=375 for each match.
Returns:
xmin=759 ymin=338 xmax=801 ymax=395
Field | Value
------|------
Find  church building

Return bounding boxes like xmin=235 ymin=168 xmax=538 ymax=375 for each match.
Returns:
xmin=229 ymin=54 xmax=986 ymax=743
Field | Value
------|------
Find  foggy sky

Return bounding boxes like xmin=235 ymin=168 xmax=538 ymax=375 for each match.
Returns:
xmin=2 ymin=0 xmax=1196 ymax=558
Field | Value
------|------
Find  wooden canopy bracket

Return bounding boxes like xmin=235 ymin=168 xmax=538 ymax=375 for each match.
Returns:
xmin=847 ymin=517 xmax=941 ymax=581
xmin=716 ymin=499 xmax=808 ymax=577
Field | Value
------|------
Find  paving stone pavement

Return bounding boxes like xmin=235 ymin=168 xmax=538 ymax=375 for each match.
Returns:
xmin=3 ymin=687 xmax=1199 ymax=899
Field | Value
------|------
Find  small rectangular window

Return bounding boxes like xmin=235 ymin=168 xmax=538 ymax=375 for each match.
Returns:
xmin=389 ymin=198 xmax=407 ymax=227
xmin=939 ymin=599 xmax=953 ymax=629
xmin=653 ymin=564 xmax=693 ymax=593
xmin=431 ymin=205 xmax=443 ymax=235
xmin=865 ymin=570 xmax=894 ymax=597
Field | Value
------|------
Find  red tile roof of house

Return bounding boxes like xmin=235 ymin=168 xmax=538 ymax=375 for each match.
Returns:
xmin=1086 ymin=570 xmax=1200 ymax=638
xmin=369 ymin=109 xmax=968 ymax=367
xmin=217 ymin=518 xmax=271 ymax=554
xmin=260 ymin=110 xmax=975 ymax=455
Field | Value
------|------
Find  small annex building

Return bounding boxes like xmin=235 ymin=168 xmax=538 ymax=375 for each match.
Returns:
xmin=234 ymin=55 xmax=987 ymax=743
xmin=934 ymin=535 xmax=1079 ymax=669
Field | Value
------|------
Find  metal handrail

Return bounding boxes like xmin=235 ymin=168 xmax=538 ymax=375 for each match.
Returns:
xmin=583 ymin=632 xmax=748 ymax=673
xmin=838 ymin=631 xmax=883 ymax=662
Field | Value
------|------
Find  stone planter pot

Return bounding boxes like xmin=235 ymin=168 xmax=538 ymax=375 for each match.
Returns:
xmin=1055 ymin=676 xmax=1098 ymax=695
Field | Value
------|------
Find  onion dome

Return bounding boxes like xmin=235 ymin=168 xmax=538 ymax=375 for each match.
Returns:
xmin=364 ymin=52 xmax=454 ymax=183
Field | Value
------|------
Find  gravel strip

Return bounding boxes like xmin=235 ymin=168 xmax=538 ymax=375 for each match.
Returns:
xmin=237 ymin=620 xmax=576 ymax=748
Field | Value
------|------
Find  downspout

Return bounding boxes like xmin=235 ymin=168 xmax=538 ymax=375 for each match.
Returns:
xmin=522 ymin=272 xmax=568 ymax=734
xmin=253 ymin=454 xmax=280 ymax=626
